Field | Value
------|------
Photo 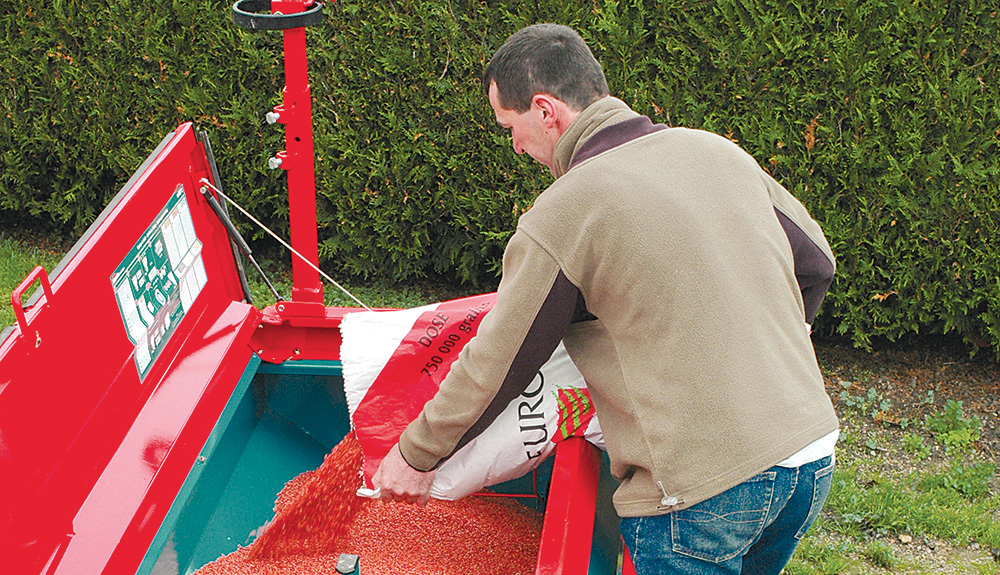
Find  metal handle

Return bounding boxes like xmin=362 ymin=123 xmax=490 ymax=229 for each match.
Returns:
xmin=232 ymin=0 xmax=324 ymax=30
xmin=11 ymin=266 xmax=53 ymax=335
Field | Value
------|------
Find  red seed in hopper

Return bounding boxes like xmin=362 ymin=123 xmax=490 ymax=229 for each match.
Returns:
xmin=193 ymin=429 xmax=543 ymax=575
xmin=337 ymin=495 xmax=543 ymax=575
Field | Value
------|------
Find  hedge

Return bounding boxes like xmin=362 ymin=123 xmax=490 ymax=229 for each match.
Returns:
xmin=1 ymin=0 xmax=998 ymax=355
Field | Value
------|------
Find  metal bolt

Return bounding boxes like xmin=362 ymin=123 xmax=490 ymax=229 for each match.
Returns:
xmin=198 ymin=456 xmax=207 ymax=463
xmin=265 ymin=111 xmax=281 ymax=124
xmin=268 ymin=157 xmax=283 ymax=170
xmin=277 ymin=304 xmax=285 ymax=312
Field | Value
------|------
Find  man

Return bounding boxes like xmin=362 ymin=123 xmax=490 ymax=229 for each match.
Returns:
xmin=374 ymin=23 xmax=839 ymax=575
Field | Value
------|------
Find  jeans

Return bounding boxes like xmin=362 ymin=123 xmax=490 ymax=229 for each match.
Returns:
xmin=620 ymin=455 xmax=834 ymax=575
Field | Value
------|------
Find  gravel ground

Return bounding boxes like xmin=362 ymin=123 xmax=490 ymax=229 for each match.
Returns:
xmin=811 ymin=335 xmax=1000 ymax=574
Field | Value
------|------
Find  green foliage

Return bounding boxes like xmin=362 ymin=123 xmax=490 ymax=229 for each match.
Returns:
xmin=926 ymin=399 xmax=983 ymax=451
xmin=245 ymin=269 xmax=474 ymax=311
xmin=901 ymin=433 xmax=931 ymax=460
xmin=827 ymin=462 xmax=1000 ymax=547
xmin=840 ymin=384 xmax=892 ymax=417
xmin=918 ymin=458 xmax=996 ymax=500
xmin=0 ymin=0 xmax=282 ymax=228
xmin=862 ymin=540 xmax=897 ymax=569
xmin=308 ymin=0 xmax=547 ymax=284
xmin=2 ymin=0 xmax=999 ymax=353
xmin=783 ymin=535 xmax=851 ymax=575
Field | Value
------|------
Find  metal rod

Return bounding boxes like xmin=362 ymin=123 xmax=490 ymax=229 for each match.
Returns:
xmin=199 ymin=185 xmax=284 ymax=302
xmin=196 ymin=129 xmax=254 ymax=304
xmin=274 ymin=0 xmax=323 ymax=304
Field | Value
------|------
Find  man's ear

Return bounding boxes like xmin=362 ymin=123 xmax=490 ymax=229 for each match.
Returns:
xmin=531 ymin=93 xmax=560 ymax=127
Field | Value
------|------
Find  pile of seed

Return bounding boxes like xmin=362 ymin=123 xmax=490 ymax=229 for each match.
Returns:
xmin=194 ymin=430 xmax=543 ymax=575
xmin=338 ymin=495 xmax=542 ymax=574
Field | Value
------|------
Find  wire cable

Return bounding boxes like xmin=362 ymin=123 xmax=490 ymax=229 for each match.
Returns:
xmin=198 ymin=178 xmax=373 ymax=311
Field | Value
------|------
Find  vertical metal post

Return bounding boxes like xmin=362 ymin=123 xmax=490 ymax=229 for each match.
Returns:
xmin=272 ymin=0 xmax=323 ymax=304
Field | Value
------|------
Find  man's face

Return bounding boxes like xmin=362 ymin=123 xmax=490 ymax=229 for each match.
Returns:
xmin=488 ymin=82 xmax=557 ymax=172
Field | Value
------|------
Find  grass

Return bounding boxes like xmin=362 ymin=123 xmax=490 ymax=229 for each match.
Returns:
xmin=2 ymin=233 xmax=999 ymax=573
xmin=786 ymin=386 xmax=1000 ymax=575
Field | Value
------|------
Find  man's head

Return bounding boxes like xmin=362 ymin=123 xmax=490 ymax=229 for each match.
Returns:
xmin=483 ymin=24 xmax=609 ymax=113
xmin=484 ymin=24 xmax=609 ymax=173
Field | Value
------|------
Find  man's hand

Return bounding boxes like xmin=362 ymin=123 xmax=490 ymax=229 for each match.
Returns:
xmin=372 ymin=443 xmax=436 ymax=505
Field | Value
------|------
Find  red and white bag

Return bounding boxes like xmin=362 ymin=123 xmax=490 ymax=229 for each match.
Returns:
xmin=341 ymin=293 xmax=603 ymax=500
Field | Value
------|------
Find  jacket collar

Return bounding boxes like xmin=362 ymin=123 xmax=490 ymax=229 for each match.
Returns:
xmin=551 ymin=96 xmax=640 ymax=179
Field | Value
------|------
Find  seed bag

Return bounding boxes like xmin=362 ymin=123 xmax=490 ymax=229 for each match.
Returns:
xmin=341 ymin=293 xmax=603 ymax=501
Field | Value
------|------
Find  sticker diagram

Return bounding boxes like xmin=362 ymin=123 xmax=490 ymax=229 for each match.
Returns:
xmin=111 ymin=185 xmax=207 ymax=380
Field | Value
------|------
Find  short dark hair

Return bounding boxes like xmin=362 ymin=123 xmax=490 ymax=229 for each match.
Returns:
xmin=484 ymin=24 xmax=610 ymax=113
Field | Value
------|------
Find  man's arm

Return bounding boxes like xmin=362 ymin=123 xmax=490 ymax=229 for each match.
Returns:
xmin=374 ymin=232 xmax=580 ymax=501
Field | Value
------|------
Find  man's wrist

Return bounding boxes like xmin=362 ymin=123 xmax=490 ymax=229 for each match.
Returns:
xmin=396 ymin=433 xmax=440 ymax=472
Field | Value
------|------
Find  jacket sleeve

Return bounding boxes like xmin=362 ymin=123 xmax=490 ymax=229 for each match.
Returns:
xmin=397 ymin=231 xmax=579 ymax=471
xmin=774 ymin=209 xmax=835 ymax=325
xmin=764 ymin=173 xmax=837 ymax=325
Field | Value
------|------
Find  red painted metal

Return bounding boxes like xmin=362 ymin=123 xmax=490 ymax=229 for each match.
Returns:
xmin=534 ymin=437 xmax=603 ymax=575
xmin=271 ymin=0 xmax=323 ymax=306
xmin=0 ymin=123 xmax=260 ymax=574
xmin=251 ymin=303 xmax=358 ymax=363
xmin=10 ymin=266 xmax=53 ymax=335
xmin=622 ymin=544 xmax=638 ymax=575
